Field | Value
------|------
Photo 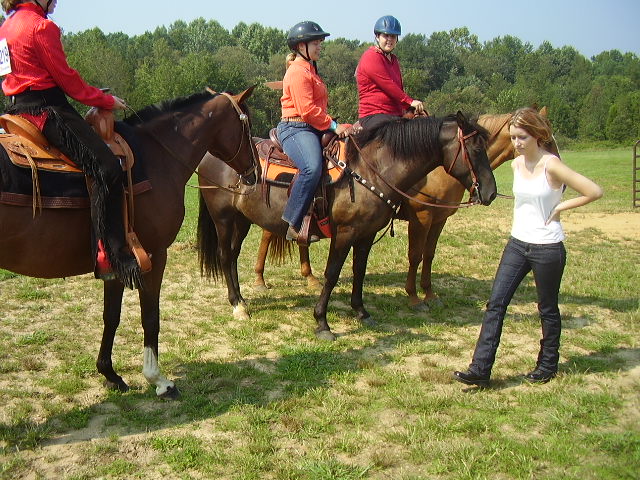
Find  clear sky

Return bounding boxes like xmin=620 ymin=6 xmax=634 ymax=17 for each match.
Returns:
xmin=52 ymin=0 xmax=639 ymax=59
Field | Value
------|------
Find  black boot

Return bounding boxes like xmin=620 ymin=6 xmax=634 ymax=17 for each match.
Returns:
xmin=102 ymin=187 xmax=143 ymax=290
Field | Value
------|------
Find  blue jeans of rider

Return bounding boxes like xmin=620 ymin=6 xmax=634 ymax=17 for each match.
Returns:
xmin=469 ymin=237 xmax=566 ymax=377
xmin=277 ymin=121 xmax=324 ymax=230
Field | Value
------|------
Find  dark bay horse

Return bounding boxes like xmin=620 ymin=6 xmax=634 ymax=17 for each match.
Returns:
xmin=197 ymin=113 xmax=497 ymax=340
xmin=252 ymin=112 xmax=515 ymax=294
xmin=0 ymin=87 xmax=257 ymax=398
xmin=253 ymin=108 xmax=555 ymax=310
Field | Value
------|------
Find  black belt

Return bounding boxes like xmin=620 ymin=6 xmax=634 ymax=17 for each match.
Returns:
xmin=8 ymin=86 xmax=68 ymax=108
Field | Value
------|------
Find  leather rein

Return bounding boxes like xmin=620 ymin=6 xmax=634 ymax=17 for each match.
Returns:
xmin=347 ymin=125 xmax=484 ymax=211
xmin=125 ymin=88 xmax=258 ymax=195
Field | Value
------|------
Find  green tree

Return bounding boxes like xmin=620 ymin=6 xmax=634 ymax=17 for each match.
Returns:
xmin=578 ymin=75 xmax=634 ymax=140
xmin=232 ymin=22 xmax=286 ymax=63
xmin=320 ymin=41 xmax=361 ymax=87
xmin=63 ymin=28 xmax=135 ymax=108
xmin=166 ymin=18 xmax=234 ymax=54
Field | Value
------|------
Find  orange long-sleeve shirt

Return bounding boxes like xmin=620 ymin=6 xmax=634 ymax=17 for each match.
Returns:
xmin=280 ymin=60 xmax=332 ymax=131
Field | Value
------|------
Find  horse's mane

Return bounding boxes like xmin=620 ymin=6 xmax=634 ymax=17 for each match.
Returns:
xmin=351 ymin=116 xmax=446 ymax=160
xmin=477 ymin=112 xmax=512 ymax=135
xmin=123 ymin=91 xmax=214 ymax=126
xmin=350 ymin=115 xmax=488 ymax=160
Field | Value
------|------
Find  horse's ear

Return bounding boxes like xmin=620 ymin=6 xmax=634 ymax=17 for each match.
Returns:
xmin=235 ymin=85 xmax=256 ymax=105
xmin=539 ymin=106 xmax=548 ymax=117
xmin=455 ymin=111 xmax=467 ymax=128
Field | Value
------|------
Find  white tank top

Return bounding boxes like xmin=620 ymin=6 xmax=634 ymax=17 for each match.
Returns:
xmin=510 ymin=158 xmax=565 ymax=244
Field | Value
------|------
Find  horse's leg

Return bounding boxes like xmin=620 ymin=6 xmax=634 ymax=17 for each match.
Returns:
xmin=139 ymin=249 xmax=179 ymax=399
xmin=350 ymin=235 xmax=376 ymax=326
xmin=314 ymin=235 xmax=352 ymax=341
xmin=217 ymin=217 xmax=250 ymax=320
xmin=405 ymin=214 xmax=430 ymax=309
xmin=97 ymin=279 xmax=128 ymax=392
xmin=229 ymin=218 xmax=252 ymax=319
xmin=253 ymin=229 xmax=271 ymax=291
xmin=299 ymin=244 xmax=321 ymax=291
xmin=420 ymin=220 xmax=447 ymax=307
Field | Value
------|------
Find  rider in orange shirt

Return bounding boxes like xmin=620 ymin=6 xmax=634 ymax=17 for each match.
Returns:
xmin=277 ymin=21 xmax=349 ymax=244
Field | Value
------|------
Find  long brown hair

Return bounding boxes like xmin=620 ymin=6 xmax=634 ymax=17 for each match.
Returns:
xmin=509 ymin=107 xmax=554 ymax=145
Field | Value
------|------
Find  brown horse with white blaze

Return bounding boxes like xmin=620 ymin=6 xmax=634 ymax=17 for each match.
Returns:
xmin=197 ymin=112 xmax=497 ymax=340
xmin=0 ymin=87 xmax=257 ymax=398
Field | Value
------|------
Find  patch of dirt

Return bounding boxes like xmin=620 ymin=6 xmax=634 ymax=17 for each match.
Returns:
xmin=562 ymin=212 xmax=639 ymax=242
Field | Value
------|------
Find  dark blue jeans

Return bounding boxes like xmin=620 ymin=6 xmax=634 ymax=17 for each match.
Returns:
xmin=276 ymin=121 xmax=324 ymax=230
xmin=469 ymin=237 xmax=566 ymax=376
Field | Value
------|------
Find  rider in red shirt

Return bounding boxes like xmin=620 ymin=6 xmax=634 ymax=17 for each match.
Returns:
xmin=356 ymin=16 xmax=426 ymax=131
xmin=0 ymin=0 xmax=141 ymax=288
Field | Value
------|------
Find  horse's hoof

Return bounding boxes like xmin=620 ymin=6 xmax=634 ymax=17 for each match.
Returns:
xmin=233 ymin=304 xmax=251 ymax=321
xmin=360 ymin=316 xmax=376 ymax=327
xmin=104 ymin=379 xmax=129 ymax=392
xmin=315 ymin=330 xmax=336 ymax=341
xmin=410 ymin=302 xmax=429 ymax=312
xmin=425 ymin=297 xmax=444 ymax=309
xmin=158 ymin=385 xmax=180 ymax=400
xmin=306 ymin=277 xmax=322 ymax=292
xmin=253 ymin=283 xmax=269 ymax=292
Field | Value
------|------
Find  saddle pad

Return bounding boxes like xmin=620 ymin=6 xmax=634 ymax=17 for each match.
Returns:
xmin=0 ymin=121 xmax=150 ymax=208
xmin=257 ymin=138 xmax=347 ymax=186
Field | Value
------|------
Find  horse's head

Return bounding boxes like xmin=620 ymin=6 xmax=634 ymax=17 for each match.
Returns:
xmin=203 ymin=86 xmax=258 ymax=186
xmin=440 ymin=112 xmax=497 ymax=206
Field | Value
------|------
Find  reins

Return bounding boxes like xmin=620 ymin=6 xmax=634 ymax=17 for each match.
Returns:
xmin=124 ymin=89 xmax=258 ymax=195
xmin=408 ymin=113 xmax=514 ymax=204
xmin=346 ymin=125 xmax=484 ymax=210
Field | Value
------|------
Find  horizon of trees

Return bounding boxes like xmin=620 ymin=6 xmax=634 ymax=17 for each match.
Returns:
xmin=2 ymin=17 xmax=639 ymax=143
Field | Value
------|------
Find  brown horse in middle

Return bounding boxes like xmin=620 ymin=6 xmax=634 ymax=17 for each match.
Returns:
xmin=198 ymin=113 xmax=497 ymax=340
xmin=254 ymin=109 xmax=557 ymax=309
xmin=252 ymin=111 xmax=519 ymax=301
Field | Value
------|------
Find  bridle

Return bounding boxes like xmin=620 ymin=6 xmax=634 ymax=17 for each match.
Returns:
xmin=443 ymin=127 xmax=482 ymax=206
xmin=204 ymin=88 xmax=259 ymax=186
xmin=126 ymin=88 xmax=258 ymax=193
xmin=346 ymin=123 xmax=486 ymax=210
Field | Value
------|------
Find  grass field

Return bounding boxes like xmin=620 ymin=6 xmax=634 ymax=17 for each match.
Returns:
xmin=0 ymin=147 xmax=638 ymax=479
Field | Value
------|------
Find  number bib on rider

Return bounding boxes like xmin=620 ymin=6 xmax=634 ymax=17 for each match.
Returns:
xmin=0 ymin=39 xmax=12 ymax=76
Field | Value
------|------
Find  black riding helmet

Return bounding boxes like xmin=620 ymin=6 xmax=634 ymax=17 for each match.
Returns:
xmin=286 ymin=21 xmax=330 ymax=51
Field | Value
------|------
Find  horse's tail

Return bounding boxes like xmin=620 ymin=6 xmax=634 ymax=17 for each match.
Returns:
xmin=197 ymin=192 xmax=222 ymax=280
xmin=268 ymin=234 xmax=294 ymax=266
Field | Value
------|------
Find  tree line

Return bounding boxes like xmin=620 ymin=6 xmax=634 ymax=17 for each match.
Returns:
xmin=2 ymin=17 xmax=639 ymax=144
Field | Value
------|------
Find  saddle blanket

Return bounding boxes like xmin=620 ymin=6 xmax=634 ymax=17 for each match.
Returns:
xmin=0 ymin=121 xmax=150 ymax=208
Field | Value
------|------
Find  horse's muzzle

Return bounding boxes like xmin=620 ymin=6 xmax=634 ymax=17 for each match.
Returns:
xmin=470 ymin=184 xmax=497 ymax=206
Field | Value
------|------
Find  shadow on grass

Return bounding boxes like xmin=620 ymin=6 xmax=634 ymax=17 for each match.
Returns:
xmin=240 ymin=270 xmax=636 ymax=333
xmin=0 ymin=330 xmax=434 ymax=451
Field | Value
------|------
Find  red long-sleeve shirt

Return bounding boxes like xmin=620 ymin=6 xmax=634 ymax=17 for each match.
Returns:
xmin=280 ymin=60 xmax=332 ymax=131
xmin=356 ymin=46 xmax=413 ymax=118
xmin=0 ymin=3 xmax=114 ymax=109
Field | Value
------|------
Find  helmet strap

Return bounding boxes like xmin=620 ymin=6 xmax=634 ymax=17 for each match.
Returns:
xmin=297 ymin=43 xmax=318 ymax=74
xmin=374 ymin=34 xmax=394 ymax=60
xmin=298 ymin=43 xmax=311 ymax=62
xmin=35 ymin=0 xmax=53 ymax=17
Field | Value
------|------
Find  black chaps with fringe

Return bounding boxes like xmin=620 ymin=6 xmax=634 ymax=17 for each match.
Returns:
xmin=6 ymin=86 xmax=141 ymax=289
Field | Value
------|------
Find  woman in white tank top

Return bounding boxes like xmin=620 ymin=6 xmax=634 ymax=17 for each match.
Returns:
xmin=453 ymin=107 xmax=602 ymax=387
